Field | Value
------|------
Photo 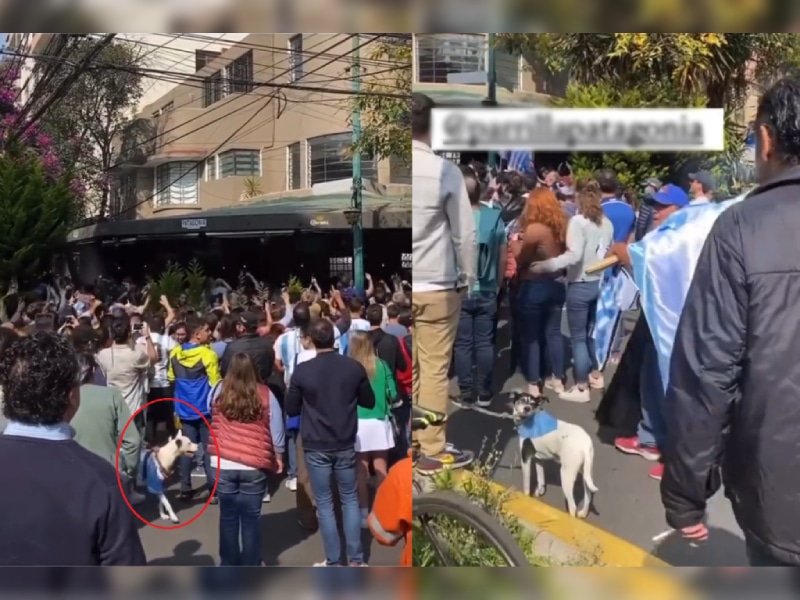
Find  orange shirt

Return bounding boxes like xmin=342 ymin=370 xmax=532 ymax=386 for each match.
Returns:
xmin=368 ymin=457 xmax=412 ymax=566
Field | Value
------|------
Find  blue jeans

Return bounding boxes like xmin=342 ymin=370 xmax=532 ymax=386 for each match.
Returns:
xmin=516 ymin=279 xmax=566 ymax=385
xmin=566 ymin=281 xmax=601 ymax=385
xmin=213 ymin=468 xmax=268 ymax=566
xmin=179 ymin=418 xmax=215 ymax=493
xmin=286 ymin=429 xmax=298 ymax=478
xmin=304 ymin=448 xmax=363 ymax=566
xmin=637 ymin=337 xmax=666 ymax=449
xmin=454 ymin=291 xmax=497 ymax=398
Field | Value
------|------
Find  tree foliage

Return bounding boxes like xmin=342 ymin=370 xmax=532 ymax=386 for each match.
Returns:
xmin=496 ymin=33 xmax=800 ymax=193
xmin=26 ymin=37 xmax=148 ymax=217
xmin=0 ymin=65 xmax=84 ymax=290
xmin=349 ymin=34 xmax=411 ymax=166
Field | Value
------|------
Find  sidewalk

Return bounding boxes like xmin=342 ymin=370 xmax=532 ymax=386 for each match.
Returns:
xmin=136 ymin=483 xmax=402 ymax=566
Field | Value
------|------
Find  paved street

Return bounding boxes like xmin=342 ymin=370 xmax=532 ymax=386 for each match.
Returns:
xmin=446 ymin=314 xmax=747 ymax=567
xmin=134 ymin=479 xmax=402 ymax=566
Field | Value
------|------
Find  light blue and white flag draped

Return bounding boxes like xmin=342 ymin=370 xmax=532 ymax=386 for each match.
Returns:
xmin=500 ymin=150 xmax=534 ymax=174
xmin=629 ymin=193 xmax=749 ymax=391
xmin=593 ymin=267 xmax=639 ymax=369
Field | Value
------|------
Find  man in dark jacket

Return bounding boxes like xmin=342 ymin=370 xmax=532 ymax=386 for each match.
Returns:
xmin=221 ymin=311 xmax=275 ymax=383
xmin=662 ymin=76 xmax=800 ymax=566
xmin=365 ymin=304 xmax=406 ymax=376
xmin=0 ymin=332 xmax=145 ymax=566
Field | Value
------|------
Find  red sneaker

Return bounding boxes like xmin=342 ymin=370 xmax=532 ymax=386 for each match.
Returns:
xmin=649 ymin=463 xmax=664 ymax=481
xmin=614 ymin=436 xmax=661 ymax=461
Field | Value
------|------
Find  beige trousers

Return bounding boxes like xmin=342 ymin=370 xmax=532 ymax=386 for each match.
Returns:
xmin=411 ymin=289 xmax=461 ymax=457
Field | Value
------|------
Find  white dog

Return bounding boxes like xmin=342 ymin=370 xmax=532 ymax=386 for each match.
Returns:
xmin=139 ymin=431 xmax=198 ymax=524
xmin=510 ymin=392 xmax=598 ymax=518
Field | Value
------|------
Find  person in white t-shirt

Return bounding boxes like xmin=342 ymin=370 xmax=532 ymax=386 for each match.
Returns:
xmin=138 ymin=313 xmax=177 ymax=442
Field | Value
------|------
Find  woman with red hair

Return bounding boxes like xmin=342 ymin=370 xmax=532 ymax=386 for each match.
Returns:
xmin=509 ymin=188 xmax=568 ymax=398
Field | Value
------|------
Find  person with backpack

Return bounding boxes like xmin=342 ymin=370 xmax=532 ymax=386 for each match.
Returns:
xmin=454 ymin=167 xmax=507 ymax=408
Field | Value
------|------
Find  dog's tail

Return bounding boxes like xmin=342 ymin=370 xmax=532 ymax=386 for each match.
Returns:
xmin=583 ymin=444 xmax=598 ymax=493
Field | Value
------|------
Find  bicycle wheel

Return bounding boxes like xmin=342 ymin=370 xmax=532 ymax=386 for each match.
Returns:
xmin=413 ymin=491 xmax=529 ymax=567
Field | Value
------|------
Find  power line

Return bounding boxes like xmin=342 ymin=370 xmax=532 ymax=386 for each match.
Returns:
xmin=16 ymin=34 xmax=117 ymax=139
xmin=111 ymin=36 xmax=383 ymax=217
xmin=1 ymin=35 xmax=363 ymax=168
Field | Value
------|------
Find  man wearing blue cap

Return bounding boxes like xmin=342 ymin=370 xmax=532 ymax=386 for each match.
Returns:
xmin=608 ymin=183 xmax=690 ymax=481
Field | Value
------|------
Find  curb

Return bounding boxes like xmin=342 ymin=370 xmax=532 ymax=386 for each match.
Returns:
xmin=455 ymin=473 xmax=696 ymax=599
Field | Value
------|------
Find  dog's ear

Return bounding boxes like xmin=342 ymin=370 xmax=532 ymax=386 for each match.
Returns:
xmin=175 ymin=429 xmax=182 ymax=439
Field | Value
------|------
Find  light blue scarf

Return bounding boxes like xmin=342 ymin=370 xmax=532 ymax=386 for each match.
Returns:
xmin=517 ymin=410 xmax=559 ymax=439
xmin=629 ymin=193 xmax=749 ymax=390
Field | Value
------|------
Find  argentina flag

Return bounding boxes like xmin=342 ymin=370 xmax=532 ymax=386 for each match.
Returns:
xmin=500 ymin=150 xmax=534 ymax=174
xmin=593 ymin=267 xmax=639 ymax=370
xmin=629 ymin=193 xmax=749 ymax=391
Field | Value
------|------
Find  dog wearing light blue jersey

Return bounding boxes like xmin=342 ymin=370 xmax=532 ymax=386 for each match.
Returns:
xmin=138 ymin=431 xmax=198 ymax=524
xmin=510 ymin=392 xmax=597 ymax=518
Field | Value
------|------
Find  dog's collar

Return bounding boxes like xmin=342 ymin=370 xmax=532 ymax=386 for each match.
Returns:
xmin=150 ymin=451 xmax=172 ymax=478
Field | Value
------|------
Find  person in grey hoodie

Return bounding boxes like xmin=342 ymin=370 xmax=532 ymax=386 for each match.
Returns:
xmin=529 ymin=179 xmax=614 ymax=403
xmin=411 ymin=92 xmax=476 ymax=473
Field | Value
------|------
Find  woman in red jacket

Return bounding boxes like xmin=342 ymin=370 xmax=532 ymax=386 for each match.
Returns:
xmin=208 ymin=353 xmax=285 ymax=566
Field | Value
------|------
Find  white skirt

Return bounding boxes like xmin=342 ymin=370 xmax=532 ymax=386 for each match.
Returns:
xmin=355 ymin=418 xmax=395 ymax=453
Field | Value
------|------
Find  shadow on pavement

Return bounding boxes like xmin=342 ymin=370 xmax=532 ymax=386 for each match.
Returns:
xmin=653 ymin=526 xmax=748 ymax=567
xmin=259 ymin=508 xmax=313 ymax=565
xmin=148 ymin=539 xmax=215 ymax=566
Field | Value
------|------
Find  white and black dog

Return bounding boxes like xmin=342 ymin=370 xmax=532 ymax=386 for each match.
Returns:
xmin=510 ymin=391 xmax=598 ymax=518
xmin=139 ymin=431 xmax=198 ymax=524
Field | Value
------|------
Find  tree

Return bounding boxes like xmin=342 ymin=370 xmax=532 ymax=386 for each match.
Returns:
xmin=0 ymin=66 xmax=84 ymax=294
xmin=497 ymin=34 xmax=800 ymax=193
xmin=24 ymin=37 xmax=148 ymax=218
xmin=349 ymin=34 xmax=411 ymax=166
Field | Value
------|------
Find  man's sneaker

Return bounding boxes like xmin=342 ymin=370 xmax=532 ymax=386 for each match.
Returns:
xmin=415 ymin=447 xmax=474 ymax=475
xmin=544 ymin=377 xmax=565 ymax=394
xmin=589 ymin=373 xmax=605 ymax=390
xmin=558 ymin=386 xmax=591 ymax=404
xmin=475 ymin=394 xmax=493 ymax=408
xmin=649 ymin=463 xmax=664 ymax=481
xmin=285 ymin=477 xmax=297 ymax=492
xmin=453 ymin=391 xmax=475 ymax=409
xmin=615 ymin=436 xmax=661 ymax=461
xmin=263 ymin=492 xmax=271 ymax=504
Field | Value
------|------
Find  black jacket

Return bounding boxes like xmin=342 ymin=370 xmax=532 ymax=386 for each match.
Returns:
xmin=0 ymin=436 xmax=146 ymax=565
xmin=221 ymin=332 xmax=275 ymax=384
xmin=285 ymin=351 xmax=375 ymax=452
xmin=368 ymin=329 xmax=406 ymax=376
xmin=662 ymin=168 xmax=800 ymax=564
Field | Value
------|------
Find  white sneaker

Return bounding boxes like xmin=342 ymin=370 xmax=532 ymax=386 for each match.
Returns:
xmin=559 ymin=386 xmax=591 ymax=404
xmin=285 ymin=477 xmax=297 ymax=492
xmin=263 ymin=492 xmax=271 ymax=504
xmin=313 ymin=561 xmax=330 ymax=567
xmin=544 ymin=377 xmax=565 ymax=393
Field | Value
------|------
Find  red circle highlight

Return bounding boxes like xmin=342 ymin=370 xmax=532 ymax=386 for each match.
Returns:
xmin=115 ymin=397 xmax=220 ymax=530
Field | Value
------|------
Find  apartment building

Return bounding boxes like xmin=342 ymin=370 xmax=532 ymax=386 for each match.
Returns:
xmin=7 ymin=33 xmax=249 ymax=112
xmin=412 ymin=33 xmax=566 ymax=106
xmin=109 ymin=33 xmax=410 ymax=220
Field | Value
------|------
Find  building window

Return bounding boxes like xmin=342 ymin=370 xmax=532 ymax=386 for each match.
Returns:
xmin=287 ymin=142 xmax=302 ymax=190
xmin=114 ymin=173 xmax=136 ymax=216
xmin=205 ymin=156 xmax=217 ymax=181
xmin=155 ymin=162 xmax=199 ymax=205
xmin=389 ymin=155 xmax=411 ymax=184
xmin=196 ymin=49 xmax=220 ymax=72
xmin=415 ymin=34 xmax=486 ymax=84
xmin=203 ymin=71 xmax=225 ymax=107
xmin=227 ymin=50 xmax=254 ymax=94
xmin=437 ymin=151 xmax=461 ymax=164
xmin=219 ymin=149 xmax=260 ymax=178
xmin=289 ymin=35 xmax=303 ymax=82
xmin=308 ymin=132 xmax=377 ymax=186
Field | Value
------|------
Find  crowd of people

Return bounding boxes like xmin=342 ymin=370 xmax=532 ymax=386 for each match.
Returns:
xmin=0 ymin=270 xmax=414 ymax=567
xmin=411 ymin=90 xmax=719 ymax=479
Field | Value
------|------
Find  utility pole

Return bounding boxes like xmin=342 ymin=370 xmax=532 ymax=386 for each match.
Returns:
xmin=483 ymin=32 xmax=498 ymax=169
xmin=351 ymin=34 xmax=365 ymax=291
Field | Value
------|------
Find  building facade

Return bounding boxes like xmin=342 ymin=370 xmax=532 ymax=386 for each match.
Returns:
xmin=110 ymin=33 xmax=410 ymax=220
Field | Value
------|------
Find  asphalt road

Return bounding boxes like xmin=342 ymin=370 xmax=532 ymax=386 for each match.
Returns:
xmin=446 ymin=313 xmax=747 ymax=567
xmin=134 ymin=478 xmax=402 ymax=566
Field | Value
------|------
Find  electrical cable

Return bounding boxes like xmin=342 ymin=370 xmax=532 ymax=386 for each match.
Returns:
xmin=16 ymin=34 xmax=117 ymax=139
